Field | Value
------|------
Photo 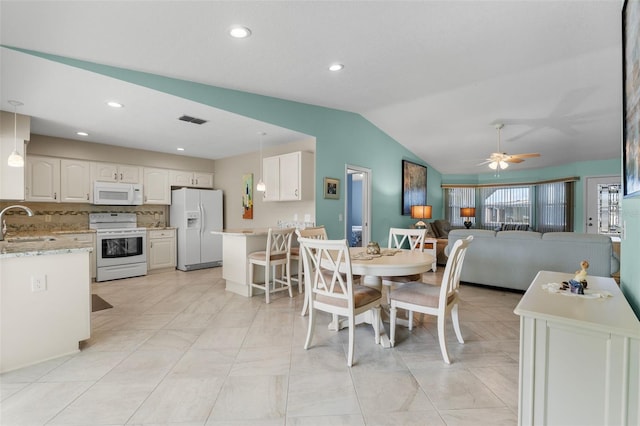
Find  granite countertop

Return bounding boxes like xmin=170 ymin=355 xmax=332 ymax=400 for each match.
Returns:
xmin=212 ymin=228 xmax=269 ymax=236
xmin=0 ymin=234 xmax=94 ymax=259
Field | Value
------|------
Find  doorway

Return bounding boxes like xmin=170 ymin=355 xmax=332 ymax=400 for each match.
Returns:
xmin=584 ymin=175 xmax=621 ymax=235
xmin=345 ymin=165 xmax=371 ymax=247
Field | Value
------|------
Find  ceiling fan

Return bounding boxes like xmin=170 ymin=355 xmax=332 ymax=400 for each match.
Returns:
xmin=481 ymin=123 xmax=540 ymax=170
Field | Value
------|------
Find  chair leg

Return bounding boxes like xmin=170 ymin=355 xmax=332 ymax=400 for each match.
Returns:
xmin=286 ymin=262 xmax=293 ymax=298
xmin=297 ymin=258 xmax=303 ymax=293
xmin=451 ymin=303 xmax=464 ymax=344
xmin=248 ymin=262 xmax=254 ymax=298
xmin=372 ymin=306 xmax=381 ymax=345
xmin=300 ymin=287 xmax=309 ymax=316
xmin=265 ymin=264 xmax=271 ymax=304
xmin=304 ymin=303 xmax=315 ymax=350
xmin=437 ymin=314 xmax=451 ymax=364
xmin=408 ymin=310 xmax=414 ymax=331
xmin=390 ymin=305 xmax=397 ymax=347
xmin=347 ymin=315 xmax=355 ymax=367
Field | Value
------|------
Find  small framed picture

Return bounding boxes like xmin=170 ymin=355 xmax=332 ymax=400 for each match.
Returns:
xmin=324 ymin=177 xmax=340 ymax=199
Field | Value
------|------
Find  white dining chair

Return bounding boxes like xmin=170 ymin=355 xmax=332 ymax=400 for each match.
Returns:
xmin=389 ymin=235 xmax=473 ymax=364
xmin=298 ymin=237 xmax=382 ymax=367
xmin=294 ymin=226 xmax=328 ymax=316
xmin=382 ymin=228 xmax=428 ymax=302
xmin=248 ymin=227 xmax=296 ymax=304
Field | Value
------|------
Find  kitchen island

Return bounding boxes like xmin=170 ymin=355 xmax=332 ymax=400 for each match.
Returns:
xmin=212 ymin=229 xmax=269 ymax=297
xmin=0 ymin=236 xmax=93 ymax=372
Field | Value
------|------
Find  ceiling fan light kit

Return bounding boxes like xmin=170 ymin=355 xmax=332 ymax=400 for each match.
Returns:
xmin=484 ymin=123 xmax=540 ymax=173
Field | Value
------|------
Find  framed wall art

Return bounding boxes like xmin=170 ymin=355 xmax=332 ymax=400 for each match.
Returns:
xmin=402 ymin=160 xmax=427 ymax=215
xmin=242 ymin=173 xmax=253 ymax=219
xmin=324 ymin=177 xmax=340 ymax=199
xmin=623 ymin=0 xmax=640 ymax=197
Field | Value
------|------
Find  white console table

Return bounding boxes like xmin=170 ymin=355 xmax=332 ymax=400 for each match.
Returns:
xmin=514 ymin=271 xmax=640 ymax=426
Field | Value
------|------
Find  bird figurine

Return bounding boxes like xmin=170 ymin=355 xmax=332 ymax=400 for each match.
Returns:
xmin=574 ymin=260 xmax=589 ymax=288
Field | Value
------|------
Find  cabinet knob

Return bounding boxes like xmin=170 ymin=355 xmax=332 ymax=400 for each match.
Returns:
xmin=114 ymin=172 xmax=118 ymax=180
xmin=120 ymin=173 xmax=123 ymax=180
xmin=54 ymin=192 xmax=57 ymax=200
xmin=86 ymin=194 xmax=89 ymax=200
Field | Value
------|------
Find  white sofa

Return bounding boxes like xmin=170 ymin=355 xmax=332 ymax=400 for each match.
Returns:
xmin=446 ymin=229 xmax=619 ymax=291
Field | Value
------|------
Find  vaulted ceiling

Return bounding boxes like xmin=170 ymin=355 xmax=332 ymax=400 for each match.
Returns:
xmin=0 ymin=0 xmax=623 ymax=175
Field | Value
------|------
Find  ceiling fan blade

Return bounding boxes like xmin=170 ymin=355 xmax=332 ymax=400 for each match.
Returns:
xmin=511 ymin=153 xmax=540 ymax=159
xmin=505 ymin=157 xmax=524 ymax=163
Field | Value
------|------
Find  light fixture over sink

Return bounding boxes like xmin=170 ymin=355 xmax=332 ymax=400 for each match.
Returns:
xmin=7 ymin=100 xmax=24 ymax=168
xmin=256 ymin=132 xmax=266 ymax=192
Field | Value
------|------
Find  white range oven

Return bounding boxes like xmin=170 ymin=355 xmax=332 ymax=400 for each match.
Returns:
xmin=89 ymin=213 xmax=147 ymax=282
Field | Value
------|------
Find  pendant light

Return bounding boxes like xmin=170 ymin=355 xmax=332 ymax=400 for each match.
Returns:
xmin=256 ymin=132 xmax=266 ymax=192
xmin=7 ymin=100 xmax=24 ymax=168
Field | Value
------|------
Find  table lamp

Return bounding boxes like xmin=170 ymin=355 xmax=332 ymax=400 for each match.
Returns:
xmin=460 ymin=207 xmax=476 ymax=229
xmin=411 ymin=205 xmax=432 ymax=229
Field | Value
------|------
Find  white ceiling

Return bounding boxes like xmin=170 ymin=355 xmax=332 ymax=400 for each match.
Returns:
xmin=0 ymin=0 xmax=623 ymax=175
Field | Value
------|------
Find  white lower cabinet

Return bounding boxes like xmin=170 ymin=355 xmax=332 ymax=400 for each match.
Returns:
xmin=147 ymin=228 xmax=176 ymax=272
xmin=515 ymin=271 xmax=640 ymax=426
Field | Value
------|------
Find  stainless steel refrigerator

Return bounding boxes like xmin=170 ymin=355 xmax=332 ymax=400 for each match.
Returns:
xmin=170 ymin=188 xmax=223 ymax=271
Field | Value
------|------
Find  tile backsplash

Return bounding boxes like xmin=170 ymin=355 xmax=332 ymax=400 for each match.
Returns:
xmin=0 ymin=202 xmax=169 ymax=234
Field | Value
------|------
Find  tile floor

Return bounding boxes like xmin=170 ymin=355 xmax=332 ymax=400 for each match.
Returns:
xmin=0 ymin=267 xmax=524 ymax=425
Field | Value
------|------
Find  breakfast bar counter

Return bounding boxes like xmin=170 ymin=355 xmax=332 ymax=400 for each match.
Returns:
xmin=212 ymin=229 xmax=269 ymax=296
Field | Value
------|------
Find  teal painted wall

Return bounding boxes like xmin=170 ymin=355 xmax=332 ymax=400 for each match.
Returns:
xmin=8 ymin=47 xmax=443 ymax=245
xmin=443 ymin=158 xmax=621 ymax=232
xmin=621 ymin=197 xmax=640 ymax=318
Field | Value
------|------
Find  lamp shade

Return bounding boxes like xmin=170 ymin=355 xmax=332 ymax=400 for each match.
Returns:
xmin=411 ymin=205 xmax=432 ymax=220
xmin=460 ymin=207 xmax=476 ymax=218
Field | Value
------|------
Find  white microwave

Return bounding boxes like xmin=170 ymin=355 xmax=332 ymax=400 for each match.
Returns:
xmin=93 ymin=182 xmax=143 ymax=205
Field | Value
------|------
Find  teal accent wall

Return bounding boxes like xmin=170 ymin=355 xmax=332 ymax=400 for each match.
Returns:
xmin=621 ymin=197 xmax=640 ymax=318
xmin=443 ymin=158 xmax=621 ymax=232
xmin=5 ymin=46 xmax=442 ymax=245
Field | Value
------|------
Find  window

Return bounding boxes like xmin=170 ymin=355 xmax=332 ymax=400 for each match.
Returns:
xmin=536 ymin=182 xmax=573 ymax=233
xmin=597 ymin=183 xmax=621 ymax=235
xmin=444 ymin=187 xmax=474 ymax=227
xmin=444 ymin=180 xmax=574 ymax=232
xmin=480 ymin=186 xmax=532 ymax=229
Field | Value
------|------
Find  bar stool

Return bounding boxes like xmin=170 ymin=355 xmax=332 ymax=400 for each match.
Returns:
xmin=248 ymin=227 xmax=296 ymax=304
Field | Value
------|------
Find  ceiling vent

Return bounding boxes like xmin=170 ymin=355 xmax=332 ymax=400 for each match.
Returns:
xmin=178 ymin=115 xmax=208 ymax=125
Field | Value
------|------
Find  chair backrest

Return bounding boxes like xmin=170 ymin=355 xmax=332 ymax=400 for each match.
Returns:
xmin=439 ymin=236 xmax=473 ymax=307
xmin=267 ymin=227 xmax=296 ymax=258
xmin=296 ymin=225 xmax=328 ymax=241
xmin=388 ymin=227 xmax=426 ymax=251
xmin=298 ymin=237 xmax=355 ymax=309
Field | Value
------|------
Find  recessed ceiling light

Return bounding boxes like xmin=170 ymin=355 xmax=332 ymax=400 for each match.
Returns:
xmin=106 ymin=101 xmax=123 ymax=108
xmin=229 ymin=26 xmax=251 ymax=38
xmin=177 ymin=147 xmax=185 ymax=152
xmin=329 ymin=63 xmax=344 ymax=72
xmin=76 ymin=131 xmax=89 ymax=137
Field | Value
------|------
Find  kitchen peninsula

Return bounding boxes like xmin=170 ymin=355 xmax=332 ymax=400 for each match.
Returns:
xmin=0 ymin=236 xmax=93 ymax=372
xmin=212 ymin=229 xmax=269 ymax=296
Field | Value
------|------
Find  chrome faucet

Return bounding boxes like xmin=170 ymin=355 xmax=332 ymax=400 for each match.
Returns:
xmin=0 ymin=205 xmax=34 ymax=241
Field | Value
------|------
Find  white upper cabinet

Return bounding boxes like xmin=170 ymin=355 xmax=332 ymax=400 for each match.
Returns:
xmin=143 ymin=168 xmax=171 ymax=205
xmin=262 ymin=156 xmax=281 ymax=202
xmin=262 ymin=151 xmax=313 ymax=202
xmin=169 ymin=170 xmax=214 ymax=188
xmin=60 ymin=159 xmax=92 ymax=203
xmin=92 ymin=163 xmax=141 ymax=183
xmin=26 ymin=156 xmax=60 ymax=202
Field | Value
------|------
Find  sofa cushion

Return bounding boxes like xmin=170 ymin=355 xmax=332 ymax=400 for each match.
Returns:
xmin=500 ymin=223 xmax=531 ymax=231
xmin=431 ymin=220 xmax=451 ymax=238
xmin=423 ymin=222 xmax=438 ymax=239
xmin=497 ymin=230 xmax=542 ymax=240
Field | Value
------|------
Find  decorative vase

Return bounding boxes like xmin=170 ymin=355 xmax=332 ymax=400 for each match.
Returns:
xmin=366 ymin=241 xmax=380 ymax=255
